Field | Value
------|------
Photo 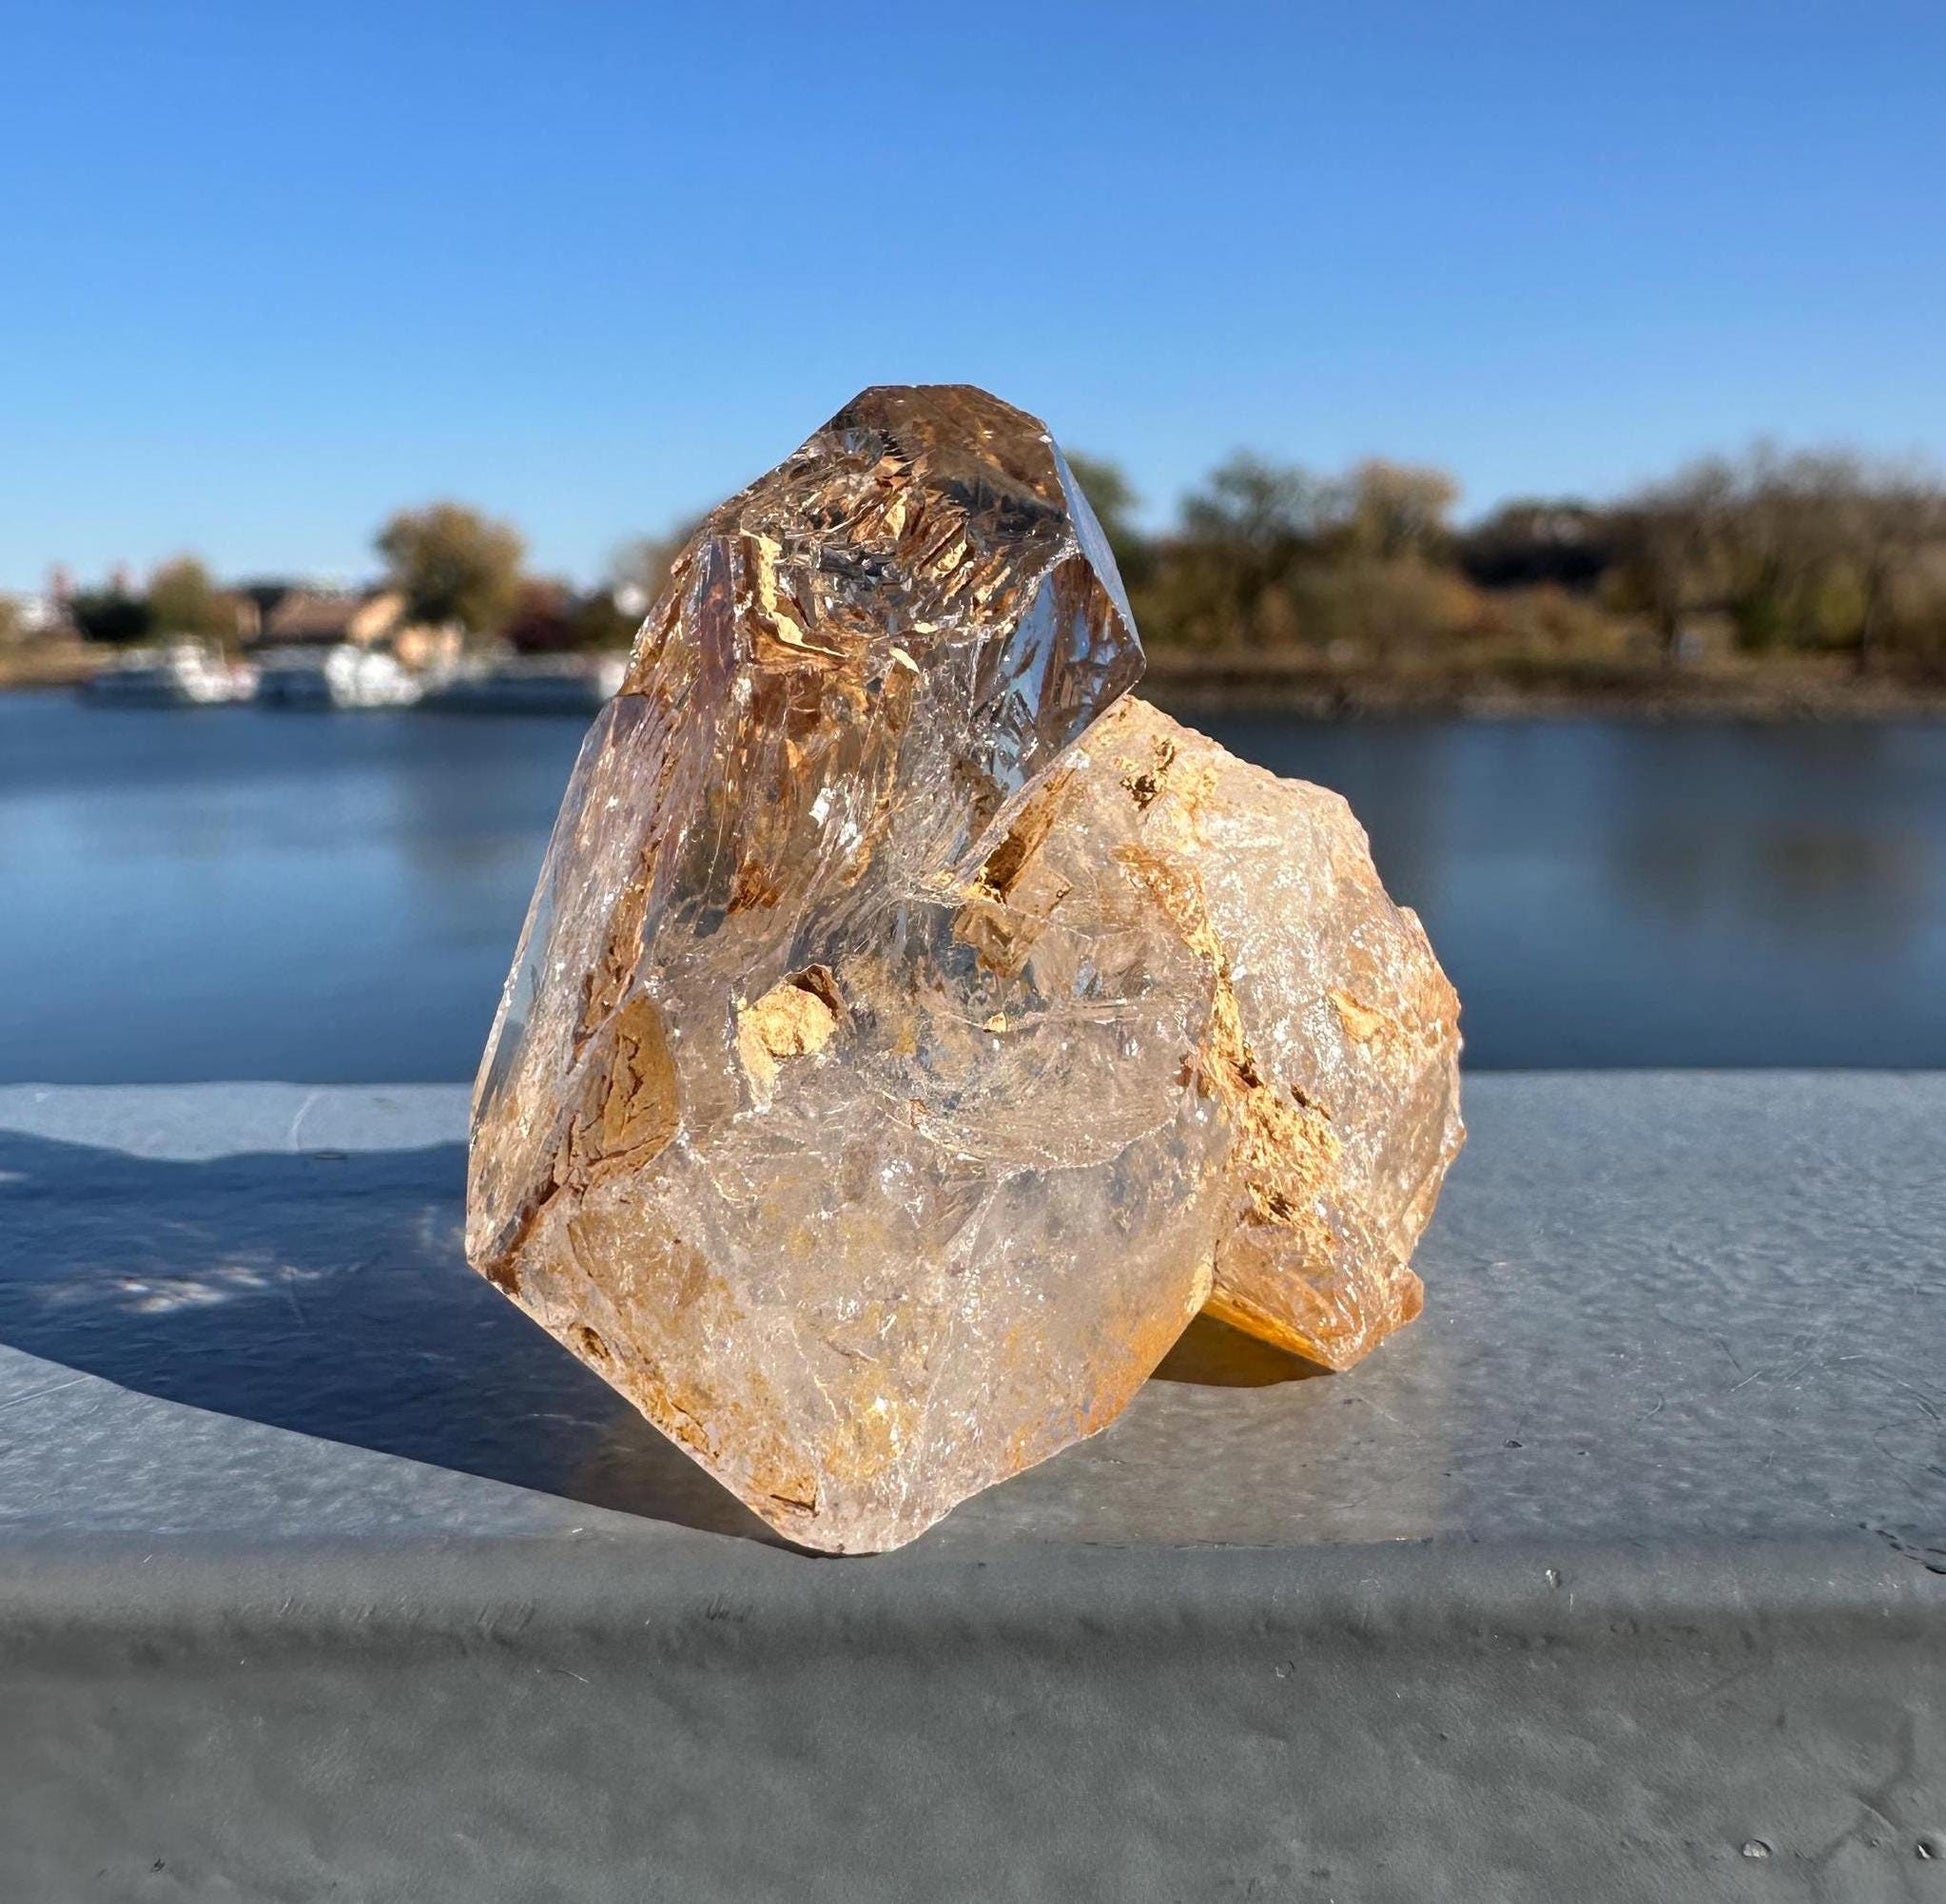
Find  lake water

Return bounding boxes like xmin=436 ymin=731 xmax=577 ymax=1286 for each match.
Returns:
xmin=4 ymin=693 xmax=1944 ymax=1081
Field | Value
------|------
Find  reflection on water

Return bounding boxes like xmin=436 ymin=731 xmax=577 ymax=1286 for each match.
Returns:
xmin=4 ymin=694 xmax=1944 ymax=1079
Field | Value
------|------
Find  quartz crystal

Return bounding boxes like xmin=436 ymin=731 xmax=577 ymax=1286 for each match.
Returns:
xmin=1022 ymin=696 xmax=1463 ymax=1371
xmin=467 ymin=385 xmax=1461 ymax=1552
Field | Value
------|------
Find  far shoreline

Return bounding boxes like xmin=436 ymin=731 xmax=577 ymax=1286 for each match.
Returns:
xmin=1140 ymin=680 xmax=1946 ymax=722
xmin=1140 ymin=650 xmax=1946 ymax=722
xmin=8 ymin=642 xmax=1946 ymax=723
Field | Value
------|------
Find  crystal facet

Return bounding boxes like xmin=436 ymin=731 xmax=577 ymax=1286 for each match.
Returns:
xmin=467 ymin=385 xmax=1462 ymax=1552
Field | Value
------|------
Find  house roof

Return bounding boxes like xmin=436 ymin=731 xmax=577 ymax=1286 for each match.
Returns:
xmin=261 ymin=589 xmax=404 ymax=645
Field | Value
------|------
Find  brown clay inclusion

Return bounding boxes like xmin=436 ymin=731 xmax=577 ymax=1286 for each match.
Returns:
xmin=467 ymin=386 xmax=1462 ymax=1552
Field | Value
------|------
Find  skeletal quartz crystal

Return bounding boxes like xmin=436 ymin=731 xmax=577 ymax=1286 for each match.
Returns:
xmin=467 ymin=386 xmax=1462 ymax=1552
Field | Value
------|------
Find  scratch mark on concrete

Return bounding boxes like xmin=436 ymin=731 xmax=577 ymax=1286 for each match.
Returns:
xmin=286 ymin=1089 xmax=322 ymax=1152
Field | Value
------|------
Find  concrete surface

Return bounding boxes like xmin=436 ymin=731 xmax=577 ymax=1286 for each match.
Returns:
xmin=0 ymin=1075 xmax=1942 ymax=1901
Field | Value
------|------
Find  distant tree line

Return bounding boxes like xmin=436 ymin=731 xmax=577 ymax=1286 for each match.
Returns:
xmin=1069 ymin=444 xmax=1946 ymax=680
xmin=13 ymin=445 xmax=1946 ymax=683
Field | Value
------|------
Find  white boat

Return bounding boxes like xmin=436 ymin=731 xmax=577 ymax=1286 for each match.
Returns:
xmin=420 ymin=653 xmax=625 ymax=715
xmin=254 ymin=644 xmax=422 ymax=710
xmin=83 ymin=643 xmax=258 ymax=707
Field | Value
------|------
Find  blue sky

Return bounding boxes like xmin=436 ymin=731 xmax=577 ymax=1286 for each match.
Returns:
xmin=2 ymin=0 xmax=1941 ymax=589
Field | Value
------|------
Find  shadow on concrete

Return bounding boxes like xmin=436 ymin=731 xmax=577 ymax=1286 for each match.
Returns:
xmin=0 ymin=1128 xmax=780 ymax=1544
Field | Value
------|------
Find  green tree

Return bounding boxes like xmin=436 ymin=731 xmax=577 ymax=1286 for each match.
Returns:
xmin=375 ymin=502 xmax=525 ymax=637
xmin=148 ymin=555 xmax=236 ymax=648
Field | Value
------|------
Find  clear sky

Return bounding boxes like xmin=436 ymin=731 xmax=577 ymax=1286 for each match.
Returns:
xmin=3 ymin=0 xmax=1941 ymax=590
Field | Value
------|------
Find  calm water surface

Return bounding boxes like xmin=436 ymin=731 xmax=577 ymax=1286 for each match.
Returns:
xmin=5 ymin=693 xmax=1944 ymax=1080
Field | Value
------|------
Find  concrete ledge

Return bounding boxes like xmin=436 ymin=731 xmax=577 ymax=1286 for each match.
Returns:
xmin=1 ymin=1077 xmax=1943 ymax=1899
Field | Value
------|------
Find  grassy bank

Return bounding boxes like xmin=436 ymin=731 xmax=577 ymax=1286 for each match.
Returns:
xmin=0 ymin=643 xmax=104 ymax=691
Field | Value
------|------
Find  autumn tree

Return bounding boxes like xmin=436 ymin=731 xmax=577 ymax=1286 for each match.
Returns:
xmin=1608 ymin=460 xmax=1738 ymax=664
xmin=375 ymin=502 xmax=524 ymax=638
xmin=1606 ymin=448 xmax=1946 ymax=669
xmin=1841 ymin=468 xmax=1946 ymax=674
xmin=1738 ymin=450 xmax=1946 ymax=671
xmin=148 ymin=555 xmax=237 ymax=648
xmin=1335 ymin=460 xmax=1459 ymax=562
